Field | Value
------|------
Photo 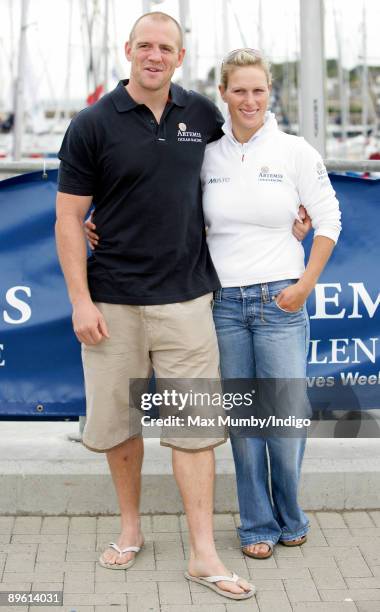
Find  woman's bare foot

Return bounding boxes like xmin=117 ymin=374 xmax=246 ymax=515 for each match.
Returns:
xmin=242 ymin=542 xmax=273 ymax=558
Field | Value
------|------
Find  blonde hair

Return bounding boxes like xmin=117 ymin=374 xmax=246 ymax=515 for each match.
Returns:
xmin=220 ymin=49 xmax=272 ymax=89
xmin=129 ymin=12 xmax=183 ymax=50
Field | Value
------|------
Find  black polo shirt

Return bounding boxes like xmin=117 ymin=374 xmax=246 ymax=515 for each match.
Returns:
xmin=58 ymin=79 xmax=224 ymax=305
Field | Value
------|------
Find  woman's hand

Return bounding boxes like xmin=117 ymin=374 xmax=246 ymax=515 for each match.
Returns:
xmin=292 ymin=205 xmax=312 ymax=241
xmin=275 ymin=281 xmax=310 ymax=312
xmin=84 ymin=213 xmax=99 ymax=250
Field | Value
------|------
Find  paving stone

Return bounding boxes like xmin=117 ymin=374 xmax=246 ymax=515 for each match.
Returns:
xmin=67 ymin=533 xmax=96 ymax=551
xmin=158 ymin=580 xmax=191 ymax=604
xmin=127 ymin=592 xmax=160 ymax=612
xmin=161 ymin=606 xmax=226 ymax=612
xmin=255 ymin=589 xmax=292 ymax=611
xmin=346 ymin=577 xmax=380 ymax=588
xmin=69 ymin=516 xmax=97 ymax=534
xmin=213 ymin=514 xmax=236 ymax=530
xmin=63 ymin=593 xmax=127 ymax=606
xmin=306 ymin=513 xmax=320 ymax=528
xmin=36 ymin=544 xmax=67 ymax=563
xmin=65 ymin=551 xmax=99 ymax=562
xmin=152 ymin=515 xmax=180 ymax=532
xmin=0 ymin=534 xmax=11 ymax=545
xmin=96 ymin=517 xmax=120 ymax=533
xmin=316 ymin=512 xmax=346 ymax=529
xmin=343 ymin=512 xmax=375 ymax=529
xmin=226 ymin=599 xmax=260 ymax=611
xmin=337 ymin=556 xmax=373 ymax=578
xmin=2 ymin=571 xmax=64 ymax=582
xmin=357 ymin=542 xmax=380 ymax=567
xmin=156 ymin=559 xmax=187 ymax=571
xmin=249 ymin=578 xmax=284 ymax=591
xmin=154 ymin=540 xmax=185 ymax=560
xmin=64 ymin=572 xmax=95 ymax=593
xmin=126 ymin=570 xmax=184 ymax=582
xmin=41 ymin=517 xmax=69 ymax=534
xmin=95 ymin=581 xmax=130 ymax=593
xmin=140 ymin=515 xmax=153 ymax=533
xmin=368 ymin=511 xmax=380 ymax=527
xmin=248 ymin=567 xmax=311 ymax=580
xmin=276 ymin=556 xmax=338 ymax=570
xmin=13 ymin=517 xmax=42 ymax=534
xmin=303 ymin=529 xmax=328 ymax=547
xmin=320 ymin=588 xmax=380 ymax=601
xmin=36 ymin=561 xmax=95 ymax=573
xmin=244 ymin=555 xmax=278 ymax=569
xmin=284 ymin=578 xmax=320 ymax=602
xmin=356 ymin=603 xmax=380 ymax=611
xmin=310 ymin=566 xmax=347 ymax=589
xmin=371 ymin=567 xmax=380 ymax=578
xmin=350 ymin=528 xmax=380 ymax=538
xmin=0 ymin=518 xmax=14 ymax=533
xmin=31 ymin=581 xmax=63 ymax=590
xmin=274 ymin=545 xmax=303 ymax=558
xmin=292 ymin=604 xmax=357 ymax=611
xmin=0 ymin=583 xmax=33 ymax=591
xmin=12 ymin=534 xmax=67 ymax=544
xmin=214 ymin=530 xmax=240 ymax=548
xmin=4 ymin=555 xmax=36 ymax=572
xmin=147 ymin=531 xmax=182 ymax=542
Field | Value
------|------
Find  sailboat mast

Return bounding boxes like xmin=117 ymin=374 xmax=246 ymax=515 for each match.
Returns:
xmin=361 ymin=1 xmax=368 ymax=146
xmin=12 ymin=0 xmax=30 ymax=160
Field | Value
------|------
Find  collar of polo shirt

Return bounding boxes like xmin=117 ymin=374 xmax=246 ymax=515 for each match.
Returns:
xmin=111 ymin=79 xmax=188 ymax=112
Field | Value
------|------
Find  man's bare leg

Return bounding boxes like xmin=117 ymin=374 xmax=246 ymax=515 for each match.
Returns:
xmin=172 ymin=448 xmax=253 ymax=595
xmin=101 ymin=436 xmax=145 ymax=565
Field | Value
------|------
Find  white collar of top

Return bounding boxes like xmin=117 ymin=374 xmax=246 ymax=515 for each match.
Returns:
xmin=222 ymin=110 xmax=278 ymax=145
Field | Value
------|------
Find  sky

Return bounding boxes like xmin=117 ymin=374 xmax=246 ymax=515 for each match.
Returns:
xmin=0 ymin=0 xmax=379 ymax=108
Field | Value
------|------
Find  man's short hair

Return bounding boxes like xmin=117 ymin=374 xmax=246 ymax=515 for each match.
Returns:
xmin=129 ymin=11 xmax=184 ymax=50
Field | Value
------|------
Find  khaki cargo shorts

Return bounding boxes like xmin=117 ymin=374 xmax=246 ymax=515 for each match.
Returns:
xmin=81 ymin=293 xmax=227 ymax=452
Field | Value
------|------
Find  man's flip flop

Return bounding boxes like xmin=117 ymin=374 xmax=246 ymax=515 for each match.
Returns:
xmin=184 ymin=571 xmax=256 ymax=600
xmin=242 ymin=540 xmax=274 ymax=559
xmin=280 ymin=535 xmax=307 ymax=547
xmin=99 ymin=542 xmax=142 ymax=569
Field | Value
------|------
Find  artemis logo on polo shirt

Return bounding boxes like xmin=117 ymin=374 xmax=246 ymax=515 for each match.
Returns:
xmin=258 ymin=166 xmax=284 ymax=183
xmin=177 ymin=122 xmax=203 ymax=143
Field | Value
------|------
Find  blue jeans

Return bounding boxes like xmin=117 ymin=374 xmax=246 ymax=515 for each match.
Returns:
xmin=213 ymin=279 xmax=310 ymax=546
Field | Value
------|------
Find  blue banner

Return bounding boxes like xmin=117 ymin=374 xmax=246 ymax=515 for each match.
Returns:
xmin=0 ymin=170 xmax=379 ymax=416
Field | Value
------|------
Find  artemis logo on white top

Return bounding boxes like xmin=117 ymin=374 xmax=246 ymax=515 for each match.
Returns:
xmin=258 ymin=165 xmax=284 ymax=183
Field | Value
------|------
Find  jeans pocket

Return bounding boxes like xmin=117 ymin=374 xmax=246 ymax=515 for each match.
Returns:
xmin=274 ymin=298 xmax=303 ymax=314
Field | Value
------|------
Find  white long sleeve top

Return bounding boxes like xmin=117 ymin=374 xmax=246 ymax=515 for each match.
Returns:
xmin=201 ymin=112 xmax=342 ymax=287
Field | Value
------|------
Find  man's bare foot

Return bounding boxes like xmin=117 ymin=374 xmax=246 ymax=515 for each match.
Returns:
xmin=100 ymin=528 xmax=144 ymax=566
xmin=188 ymin=553 xmax=254 ymax=595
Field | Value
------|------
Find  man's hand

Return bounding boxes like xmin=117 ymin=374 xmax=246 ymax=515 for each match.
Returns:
xmin=72 ymin=299 xmax=110 ymax=345
xmin=275 ymin=281 xmax=310 ymax=313
xmin=292 ymin=205 xmax=312 ymax=241
xmin=84 ymin=213 xmax=99 ymax=250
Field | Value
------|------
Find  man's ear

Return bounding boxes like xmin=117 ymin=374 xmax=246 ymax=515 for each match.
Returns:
xmin=177 ymin=47 xmax=186 ymax=68
xmin=218 ymin=84 xmax=226 ymax=102
xmin=125 ymin=40 xmax=132 ymax=62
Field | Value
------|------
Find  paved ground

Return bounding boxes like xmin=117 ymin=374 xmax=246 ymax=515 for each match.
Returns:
xmin=1 ymin=512 xmax=380 ymax=612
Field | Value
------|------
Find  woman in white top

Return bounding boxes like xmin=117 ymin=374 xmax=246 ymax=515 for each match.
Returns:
xmin=202 ymin=48 xmax=341 ymax=559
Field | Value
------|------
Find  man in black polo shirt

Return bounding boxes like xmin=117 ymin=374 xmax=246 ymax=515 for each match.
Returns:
xmin=56 ymin=11 xmax=255 ymax=599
